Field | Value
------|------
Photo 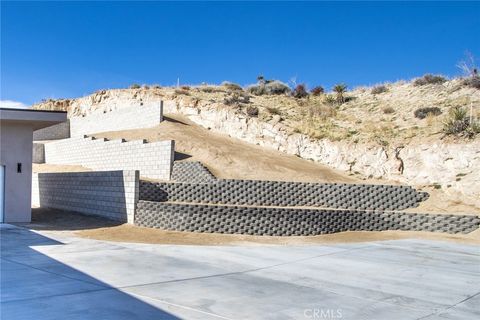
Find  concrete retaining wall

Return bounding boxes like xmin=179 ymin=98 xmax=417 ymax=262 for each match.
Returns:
xmin=140 ymin=180 xmax=429 ymax=211
xmin=32 ymin=170 xmax=139 ymax=223
xmin=70 ymin=102 xmax=163 ymax=137
xmin=44 ymin=136 xmax=174 ymax=180
xmin=33 ymin=120 xmax=70 ymax=141
xmin=32 ymin=143 xmax=45 ymax=164
xmin=135 ymin=201 xmax=480 ymax=235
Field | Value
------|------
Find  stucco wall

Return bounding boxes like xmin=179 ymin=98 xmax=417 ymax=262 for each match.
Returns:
xmin=33 ymin=120 xmax=70 ymax=141
xmin=44 ymin=136 xmax=174 ymax=180
xmin=70 ymin=102 xmax=163 ymax=137
xmin=32 ymin=170 xmax=139 ymax=223
xmin=0 ymin=123 xmax=33 ymax=222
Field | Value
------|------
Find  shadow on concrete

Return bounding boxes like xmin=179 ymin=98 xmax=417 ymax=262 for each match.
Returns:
xmin=23 ymin=207 xmax=123 ymax=231
xmin=0 ymin=225 xmax=179 ymax=319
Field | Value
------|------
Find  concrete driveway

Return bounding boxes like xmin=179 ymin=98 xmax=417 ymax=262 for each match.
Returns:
xmin=1 ymin=224 xmax=479 ymax=320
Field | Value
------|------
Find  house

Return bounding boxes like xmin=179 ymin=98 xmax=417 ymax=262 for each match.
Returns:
xmin=0 ymin=108 xmax=67 ymax=223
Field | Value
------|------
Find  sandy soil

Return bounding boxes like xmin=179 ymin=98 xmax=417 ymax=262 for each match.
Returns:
xmin=93 ymin=114 xmax=356 ymax=184
xmin=24 ymin=208 xmax=480 ymax=246
xmin=33 ymin=163 xmax=91 ymax=173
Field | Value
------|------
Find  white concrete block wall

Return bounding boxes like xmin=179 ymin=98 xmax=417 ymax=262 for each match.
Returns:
xmin=70 ymin=102 xmax=163 ymax=137
xmin=44 ymin=136 xmax=174 ymax=180
xmin=32 ymin=170 xmax=139 ymax=223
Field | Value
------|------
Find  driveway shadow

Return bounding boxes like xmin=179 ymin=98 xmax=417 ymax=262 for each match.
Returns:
xmin=0 ymin=225 xmax=179 ymax=319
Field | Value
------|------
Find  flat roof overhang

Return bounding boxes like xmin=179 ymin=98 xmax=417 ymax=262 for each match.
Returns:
xmin=0 ymin=108 xmax=67 ymax=130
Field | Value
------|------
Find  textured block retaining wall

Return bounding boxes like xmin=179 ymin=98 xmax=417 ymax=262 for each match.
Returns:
xmin=33 ymin=120 xmax=70 ymax=141
xmin=135 ymin=201 xmax=480 ymax=235
xmin=70 ymin=102 xmax=163 ymax=137
xmin=140 ymin=180 xmax=429 ymax=211
xmin=32 ymin=171 xmax=139 ymax=223
xmin=44 ymin=136 xmax=174 ymax=180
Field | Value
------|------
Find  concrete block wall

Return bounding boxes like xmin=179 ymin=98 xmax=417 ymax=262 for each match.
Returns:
xmin=135 ymin=201 xmax=480 ymax=235
xmin=70 ymin=102 xmax=163 ymax=137
xmin=32 ymin=170 xmax=139 ymax=223
xmin=33 ymin=120 xmax=70 ymax=141
xmin=140 ymin=179 xmax=429 ymax=211
xmin=44 ymin=136 xmax=174 ymax=180
xmin=32 ymin=143 xmax=45 ymax=164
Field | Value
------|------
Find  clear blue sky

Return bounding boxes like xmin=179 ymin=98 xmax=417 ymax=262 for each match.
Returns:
xmin=1 ymin=1 xmax=479 ymax=106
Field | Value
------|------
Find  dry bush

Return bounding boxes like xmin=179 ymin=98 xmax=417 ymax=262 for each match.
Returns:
xmin=247 ymin=80 xmax=291 ymax=96
xmin=266 ymin=107 xmax=281 ymax=115
xmin=414 ymin=107 xmax=442 ymax=119
xmin=413 ymin=74 xmax=447 ymax=86
xmin=323 ymin=95 xmax=336 ymax=106
xmin=180 ymin=85 xmax=190 ymax=90
xmin=224 ymin=92 xmax=250 ymax=106
xmin=382 ymin=106 xmax=395 ymax=114
xmin=246 ymin=106 xmax=259 ymax=117
xmin=292 ymin=84 xmax=308 ymax=98
xmin=371 ymin=85 xmax=388 ymax=95
xmin=462 ymin=76 xmax=480 ymax=89
xmin=130 ymin=84 xmax=141 ymax=89
xmin=307 ymin=104 xmax=336 ymax=120
xmin=174 ymin=88 xmax=190 ymax=95
xmin=310 ymin=86 xmax=325 ymax=96
xmin=221 ymin=81 xmax=243 ymax=91
xmin=199 ymin=86 xmax=224 ymax=93
xmin=443 ymin=106 xmax=480 ymax=137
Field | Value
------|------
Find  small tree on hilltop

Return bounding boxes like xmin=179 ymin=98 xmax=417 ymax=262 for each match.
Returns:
xmin=333 ymin=84 xmax=347 ymax=104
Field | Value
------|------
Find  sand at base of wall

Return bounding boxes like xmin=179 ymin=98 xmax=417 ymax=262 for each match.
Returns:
xmin=20 ymin=207 xmax=480 ymax=246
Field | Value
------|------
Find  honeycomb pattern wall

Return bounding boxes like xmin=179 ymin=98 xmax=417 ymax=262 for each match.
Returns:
xmin=171 ymin=161 xmax=217 ymax=183
xmin=139 ymin=180 xmax=429 ymax=211
xmin=135 ymin=201 xmax=480 ymax=235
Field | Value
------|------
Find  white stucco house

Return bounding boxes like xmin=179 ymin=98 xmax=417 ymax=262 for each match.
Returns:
xmin=0 ymin=108 xmax=67 ymax=223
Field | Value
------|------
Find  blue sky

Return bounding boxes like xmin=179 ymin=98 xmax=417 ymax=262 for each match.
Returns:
xmin=1 ymin=1 xmax=479 ymax=106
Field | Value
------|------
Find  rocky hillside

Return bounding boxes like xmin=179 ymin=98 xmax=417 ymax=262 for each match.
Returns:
xmin=32 ymin=76 xmax=480 ymax=211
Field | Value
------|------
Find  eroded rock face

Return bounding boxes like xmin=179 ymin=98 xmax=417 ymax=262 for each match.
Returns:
xmin=33 ymin=89 xmax=480 ymax=208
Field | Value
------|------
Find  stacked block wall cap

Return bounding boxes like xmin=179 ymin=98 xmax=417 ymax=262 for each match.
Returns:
xmin=44 ymin=136 xmax=174 ymax=181
xmin=69 ymin=102 xmax=163 ymax=137
xmin=139 ymin=179 xmax=429 ymax=211
xmin=135 ymin=201 xmax=480 ymax=236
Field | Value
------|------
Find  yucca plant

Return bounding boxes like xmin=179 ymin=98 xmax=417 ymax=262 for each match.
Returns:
xmin=333 ymin=84 xmax=347 ymax=104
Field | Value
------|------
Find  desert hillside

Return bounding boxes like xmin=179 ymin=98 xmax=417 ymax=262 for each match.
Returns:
xmin=33 ymin=76 xmax=480 ymax=145
xmin=32 ymin=75 xmax=480 ymax=212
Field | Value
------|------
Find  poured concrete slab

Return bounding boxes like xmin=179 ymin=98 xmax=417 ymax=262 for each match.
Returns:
xmin=1 ymin=225 xmax=479 ymax=319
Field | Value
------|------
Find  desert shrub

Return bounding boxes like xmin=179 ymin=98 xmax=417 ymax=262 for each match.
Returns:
xmin=382 ymin=106 xmax=395 ymax=114
xmin=246 ymin=80 xmax=290 ymax=96
xmin=143 ymin=85 xmax=150 ymax=89
xmin=152 ymin=84 xmax=161 ymax=89
xmin=323 ymin=94 xmax=336 ymax=106
xmin=180 ymin=85 xmax=190 ymax=90
xmin=266 ymin=106 xmax=281 ymax=115
xmin=292 ymin=84 xmax=308 ymax=98
xmin=462 ymin=76 xmax=480 ymax=89
xmin=174 ymin=88 xmax=190 ymax=95
xmin=333 ymin=84 xmax=348 ymax=104
xmin=443 ymin=106 xmax=480 ymax=137
xmin=246 ymin=106 xmax=259 ymax=117
xmin=414 ymin=107 xmax=442 ymax=119
xmin=371 ymin=85 xmax=388 ymax=95
xmin=130 ymin=84 xmax=141 ymax=89
xmin=224 ymin=92 xmax=249 ymax=106
xmin=221 ymin=81 xmax=243 ymax=91
xmin=413 ymin=74 xmax=447 ymax=86
xmin=310 ymin=86 xmax=324 ymax=96
xmin=199 ymin=86 xmax=224 ymax=93
xmin=308 ymin=104 xmax=336 ymax=120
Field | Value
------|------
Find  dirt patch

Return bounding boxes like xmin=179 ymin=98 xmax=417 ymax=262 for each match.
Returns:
xmin=93 ymin=114 xmax=356 ymax=184
xmin=22 ymin=208 xmax=480 ymax=246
